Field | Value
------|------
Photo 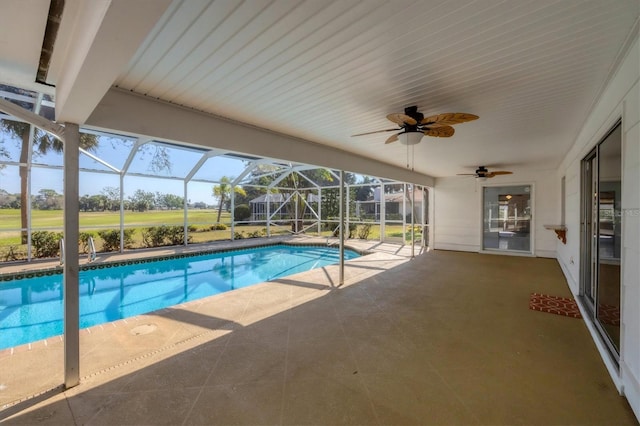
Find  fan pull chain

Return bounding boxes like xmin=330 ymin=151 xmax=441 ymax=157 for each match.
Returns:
xmin=406 ymin=143 xmax=409 ymax=169
xmin=411 ymin=144 xmax=415 ymax=171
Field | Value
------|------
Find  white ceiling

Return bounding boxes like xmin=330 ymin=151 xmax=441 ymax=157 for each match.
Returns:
xmin=1 ymin=0 xmax=638 ymax=178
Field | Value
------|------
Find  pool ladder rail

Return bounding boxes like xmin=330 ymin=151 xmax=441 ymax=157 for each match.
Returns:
xmin=326 ymin=224 xmax=342 ymax=247
xmin=59 ymin=237 xmax=97 ymax=265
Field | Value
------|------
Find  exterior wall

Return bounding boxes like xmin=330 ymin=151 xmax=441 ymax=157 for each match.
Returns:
xmin=557 ymin=36 xmax=639 ymax=418
xmin=433 ymin=170 xmax=558 ymax=257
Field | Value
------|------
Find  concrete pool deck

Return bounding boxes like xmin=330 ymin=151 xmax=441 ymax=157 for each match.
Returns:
xmin=0 ymin=237 xmax=419 ymax=404
xmin=1 ymin=237 xmax=636 ymax=425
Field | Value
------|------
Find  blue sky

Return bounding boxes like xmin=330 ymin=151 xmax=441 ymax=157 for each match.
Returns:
xmin=0 ymin=132 xmax=248 ymax=204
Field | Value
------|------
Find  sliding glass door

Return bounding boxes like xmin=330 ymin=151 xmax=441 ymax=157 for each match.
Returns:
xmin=581 ymin=122 xmax=622 ymax=357
xmin=483 ymin=185 xmax=532 ymax=253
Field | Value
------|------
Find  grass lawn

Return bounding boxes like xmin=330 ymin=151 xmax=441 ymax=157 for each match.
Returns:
xmin=0 ymin=209 xmax=226 ymax=229
xmin=0 ymin=209 xmax=420 ymax=260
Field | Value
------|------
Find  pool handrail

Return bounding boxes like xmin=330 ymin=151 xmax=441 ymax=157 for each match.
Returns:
xmin=88 ymin=237 xmax=97 ymax=263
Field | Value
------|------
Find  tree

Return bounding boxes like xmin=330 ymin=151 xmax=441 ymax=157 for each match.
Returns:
xmin=101 ymin=186 xmax=120 ymax=211
xmin=128 ymin=189 xmax=156 ymax=212
xmin=33 ymin=188 xmax=63 ymax=210
xmin=0 ymin=92 xmax=99 ymax=241
xmin=212 ymin=176 xmax=246 ymax=223
xmin=156 ymin=192 xmax=183 ymax=210
xmin=282 ymin=169 xmax=333 ymax=232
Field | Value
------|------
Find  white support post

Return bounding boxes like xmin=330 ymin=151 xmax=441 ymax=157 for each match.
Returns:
xmin=339 ymin=170 xmax=345 ymax=285
xmin=183 ymin=181 xmax=189 ymax=246
xmin=345 ymin=184 xmax=350 ymax=239
xmin=380 ymin=183 xmax=385 ymax=242
xmin=266 ymin=191 xmax=271 ymax=237
xmin=231 ymin=186 xmax=236 ymax=239
xmin=411 ymin=184 xmax=415 ymax=258
xmin=26 ymin=123 xmax=35 ymax=261
xmin=119 ymin=174 xmax=125 ymax=253
xmin=317 ymin=187 xmax=322 ymax=235
xmin=402 ymin=183 xmax=407 ymax=245
xmin=63 ymin=123 xmax=80 ymax=389
xmin=294 ymin=192 xmax=299 ymax=234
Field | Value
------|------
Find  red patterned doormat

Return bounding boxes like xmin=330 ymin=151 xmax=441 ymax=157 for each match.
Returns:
xmin=529 ymin=293 xmax=582 ymax=318
xmin=529 ymin=293 xmax=621 ymax=325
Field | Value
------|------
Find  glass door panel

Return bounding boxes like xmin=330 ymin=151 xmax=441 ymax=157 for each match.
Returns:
xmin=580 ymin=121 xmax=621 ymax=357
xmin=483 ymin=185 xmax=532 ymax=253
xmin=597 ymin=125 xmax=622 ymax=352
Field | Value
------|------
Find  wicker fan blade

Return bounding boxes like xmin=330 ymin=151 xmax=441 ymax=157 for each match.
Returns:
xmin=385 ymin=133 xmax=399 ymax=144
xmin=489 ymin=171 xmax=513 ymax=176
xmin=351 ymin=128 xmax=399 ymax=137
xmin=423 ymin=125 xmax=455 ymax=137
xmin=421 ymin=113 xmax=479 ymax=126
xmin=387 ymin=113 xmax=417 ymax=126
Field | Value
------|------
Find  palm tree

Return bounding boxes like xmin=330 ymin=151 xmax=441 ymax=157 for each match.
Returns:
xmin=1 ymin=119 xmax=99 ymax=243
xmin=212 ymin=176 xmax=246 ymax=223
xmin=281 ymin=169 xmax=333 ymax=233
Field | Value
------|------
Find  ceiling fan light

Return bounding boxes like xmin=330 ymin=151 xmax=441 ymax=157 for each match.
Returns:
xmin=476 ymin=176 xmax=487 ymax=182
xmin=397 ymin=131 xmax=424 ymax=145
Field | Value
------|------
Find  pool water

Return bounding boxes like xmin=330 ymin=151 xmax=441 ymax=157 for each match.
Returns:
xmin=0 ymin=245 xmax=359 ymax=350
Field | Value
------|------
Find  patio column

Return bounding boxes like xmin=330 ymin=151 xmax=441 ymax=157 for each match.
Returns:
xmin=317 ymin=187 xmax=322 ymax=235
xmin=266 ymin=192 xmax=271 ymax=237
xmin=183 ymin=181 xmax=189 ymax=246
xmin=339 ymin=170 xmax=345 ymax=285
xmin=63 ymin=122 xmax=80 ymax=388
xmin=26 ymin=123 xmax=35 ymax=261
xmin=379 ymin=183 xmax=385 ymax=242
xmin=230 ymin=185 xmax=236 ymax=239
xmin=411 ymin=184 xmax=415 ymax=258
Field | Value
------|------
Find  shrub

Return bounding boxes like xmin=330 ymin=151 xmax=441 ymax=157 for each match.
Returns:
xmin=98 ymin=229 xmax=135 ymax=252
xmin=331 ymin=223 xmax=357 ymax=238
xmin=187 ymin=225 xmax=198 ymax=233
xmin=357 ymin=223 xmax=372 ymax=240
xmin=142 ymin=226 xmax=168 ymax=248
xmin=234 ymin=204 xmax=251 ymax=221
xmin=31 ymin=231 xmax=62 ymax=258
xmin=142 ymin=225 xmax=191 ymax=247
xmin=166 ymin=225 xmax=190 ymax=246
xmin=210 ymin=223 xmax=227 ymax=231
xmin=247 ymin=229 xmax=265 ymax=238
xmin=234 ymin=231 xmax=245 ymax=239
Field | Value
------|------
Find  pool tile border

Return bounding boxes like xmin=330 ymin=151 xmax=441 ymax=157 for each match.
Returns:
xmin=0 ymin=241 xmax=370 ymax=282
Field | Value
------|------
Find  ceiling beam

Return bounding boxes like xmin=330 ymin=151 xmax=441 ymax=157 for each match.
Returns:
xmin=51 ymin=0 xmax=172 ymax=123
xmin=87 ymin=89 xmax=435 ymax=187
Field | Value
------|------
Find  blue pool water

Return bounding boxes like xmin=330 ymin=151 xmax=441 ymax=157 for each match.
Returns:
xmin=0 ymin=245 xmax=359 ymax=350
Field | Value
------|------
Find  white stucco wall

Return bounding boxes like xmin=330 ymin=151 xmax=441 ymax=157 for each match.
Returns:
xmin=557 ymin=35 xmax=639 ymax=419
xmin=433 ymin=33 xmax=640 ymax=420
xmin=433 ymin=169 xmax=559 ymax=258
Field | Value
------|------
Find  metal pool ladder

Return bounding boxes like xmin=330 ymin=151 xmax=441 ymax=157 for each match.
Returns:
xmin=59 ymin=237 xmax=97 ymax=265
xmin=87 ymin=237 xmax=97 ymax=262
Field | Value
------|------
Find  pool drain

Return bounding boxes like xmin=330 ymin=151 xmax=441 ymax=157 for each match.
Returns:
xmin=130 ymin=324 xmax=157 ymax=336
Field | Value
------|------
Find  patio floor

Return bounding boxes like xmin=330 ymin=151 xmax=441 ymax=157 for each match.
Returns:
xmin=0 ymin=238 xmax=636 ymax=425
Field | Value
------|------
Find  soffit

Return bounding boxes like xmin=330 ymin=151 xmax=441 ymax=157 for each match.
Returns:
xmin=113 ymin=0 xmax=639 ymax=177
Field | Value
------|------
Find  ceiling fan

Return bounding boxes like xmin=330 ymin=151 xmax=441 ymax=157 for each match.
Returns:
xmin=351 ymin=106 xmax=478 ymax=144
xmin=457 ymin=166 xmax=513 ymax=179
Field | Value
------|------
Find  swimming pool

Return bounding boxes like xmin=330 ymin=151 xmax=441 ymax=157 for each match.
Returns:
xmin=0 ymin=244 xmax=359 ymax=350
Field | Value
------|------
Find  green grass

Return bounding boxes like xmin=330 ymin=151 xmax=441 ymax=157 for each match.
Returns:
xmin=0 ymin=209 xmax=417 ymax=261
xmin=0 ymin=209 xmax=228 ymax=230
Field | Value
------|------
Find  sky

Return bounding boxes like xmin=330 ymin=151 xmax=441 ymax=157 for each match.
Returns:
xmin=0 ymin=129 xmax=380 ymax=204
xmin=0 ymin=132 xmax=249 ymax=204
